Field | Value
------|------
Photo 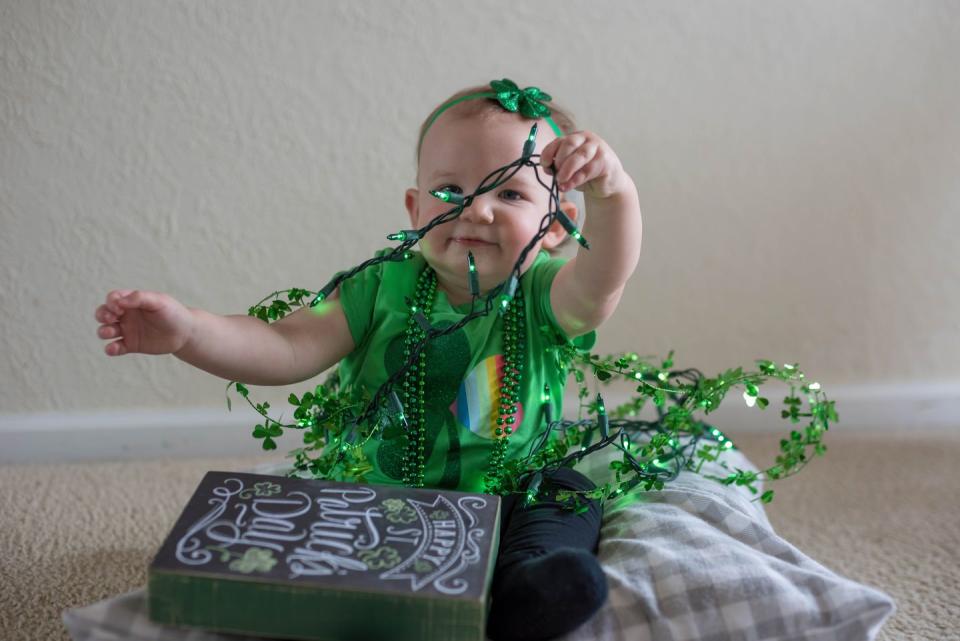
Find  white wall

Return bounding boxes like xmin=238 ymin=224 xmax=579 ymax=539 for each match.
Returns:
xmin=2 ymin=1 xmax=958 ymax=458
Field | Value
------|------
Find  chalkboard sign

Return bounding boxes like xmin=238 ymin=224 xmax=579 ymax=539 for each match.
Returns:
xmin=148 ymin=471 xmax=501 ymax=641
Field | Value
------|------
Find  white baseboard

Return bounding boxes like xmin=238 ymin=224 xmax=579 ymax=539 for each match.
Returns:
xmin=2 ymin=382 xmax=957 ymax=464
xmin=1 ymin=407 xmax=265 ymax=464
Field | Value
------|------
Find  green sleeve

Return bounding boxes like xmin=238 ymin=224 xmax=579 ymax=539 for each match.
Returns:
xmin=337 ymin=250 xmax=390 ymax=349
xmin=528 ymin=253 xmax=598 ymax=352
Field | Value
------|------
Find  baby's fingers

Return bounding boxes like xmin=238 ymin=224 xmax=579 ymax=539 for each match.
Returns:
xmin=97 ymin=321 xmax=120 ymax=337
xmin=105 ymin=289 xmax=136 ymax=314
xmin=114 ymin=289 xmax=159 ymax=311
xmin=561 ymin=157 xmax=603 ymax=192
xmin=104 ymin=338 xmax=129 ymax=356
xmin=96 ymin=321 xmax=128 ymax=356
xmin=95 ymin=304 xmax=118 ymax=323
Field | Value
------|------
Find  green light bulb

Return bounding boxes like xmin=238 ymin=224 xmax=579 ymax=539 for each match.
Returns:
xmin=522 ymin=123 xmax=538 ymax=158
xmin=524 ymin=472 xmax=543 ymax=506
xmin=308 ymin=280 xmax=337 ymax=308
xmin=555 ymin=210 xmax=590 ymax=249
xmin=498 ymin=275 xmax=518 ymax=316
xmin=388 ymin=391 xmax=408 ymax=429
xmin=505 ymin=274 xmax=518 ymax=298
xmin=596 ymin=393 xmax=608 ymax=438
xmin=429 ymin=189 xmax=465 ymax=205
xmin=467 ymin=251 xmax=480 ymax=296
xmin=414 ymin=310 xmax=432 ymax=332
xmin=387 ymin=230 xmax=421 ymax=242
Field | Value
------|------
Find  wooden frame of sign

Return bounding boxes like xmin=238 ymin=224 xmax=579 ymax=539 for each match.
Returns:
xmin=148 ymin=471 xmax=501 ymax=641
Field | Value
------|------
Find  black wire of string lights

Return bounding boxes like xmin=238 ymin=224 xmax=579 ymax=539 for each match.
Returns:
xmin=294 ymin=123 xmax=724 ymax=504
xmin=305 ymin=123 xmax=588 ymax=452
xmin=234 ymin=121 xmax=833 ymax=509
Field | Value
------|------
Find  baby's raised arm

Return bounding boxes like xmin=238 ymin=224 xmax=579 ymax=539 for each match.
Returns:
xmin=95 ymin=288 xmax=355 ymax=386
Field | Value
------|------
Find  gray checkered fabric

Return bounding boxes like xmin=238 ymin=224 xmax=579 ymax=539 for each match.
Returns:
xmin=63 ymin=446 xmax=895 ymax=641
xmin=560 ymin=445 xmax=895 ymax=641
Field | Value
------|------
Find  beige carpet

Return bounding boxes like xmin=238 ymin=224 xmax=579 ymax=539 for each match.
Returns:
xmin=1 ymin=429 xmax=957 ymax=641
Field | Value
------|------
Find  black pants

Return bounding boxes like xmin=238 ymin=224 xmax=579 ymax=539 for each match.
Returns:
xmin=493 ymin=467 xmax=603 ymax=573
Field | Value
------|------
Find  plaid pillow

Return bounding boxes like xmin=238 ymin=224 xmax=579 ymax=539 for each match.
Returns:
xmin=560 ymin=443 xmax=896 ymax=641
xmin=63 ymin=446 xmax=894 ymax=641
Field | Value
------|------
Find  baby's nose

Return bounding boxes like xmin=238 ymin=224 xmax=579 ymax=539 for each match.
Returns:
xmin=460 ymin=198 xmax=495 ymax=223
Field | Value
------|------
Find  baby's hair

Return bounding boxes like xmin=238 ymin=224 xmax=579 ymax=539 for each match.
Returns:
xmin=415 ymin=83 xmax=580 ymax=255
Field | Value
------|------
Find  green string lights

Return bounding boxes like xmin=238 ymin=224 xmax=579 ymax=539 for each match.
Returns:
xmin=229 ymin=124 xmax=836 ymax=511
xmin=521 ymin=123 xmax=539 ymax=159
xmin=429 ymin=189 xmax=466 ymax=205
xmin=467 ymin=251 xmax=480 ymax=297
xmin=386 ymin=230 xmax=423 ymax=243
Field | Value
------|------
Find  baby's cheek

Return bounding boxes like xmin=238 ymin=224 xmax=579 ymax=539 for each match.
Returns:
xmin=419 ymin=236 xmax=437 ymax=253
xmin=417 ymin=237 xmax=447 ymax=267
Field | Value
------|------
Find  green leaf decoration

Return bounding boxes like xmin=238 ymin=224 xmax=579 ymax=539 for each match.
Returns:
xmin=231 ymin=261 xmax=833 ymax=512
xmin=228 ymin=547 xmax=277 ymax=574
xmin=489 ymin=78 xmax=553 ymax=119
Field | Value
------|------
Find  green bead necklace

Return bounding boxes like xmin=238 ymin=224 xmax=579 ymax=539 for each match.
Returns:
xmin=401 ymin=264 xmax=526 ymax=494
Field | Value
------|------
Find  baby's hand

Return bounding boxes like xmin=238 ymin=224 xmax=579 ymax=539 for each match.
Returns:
xmin=539 ymin=130 xmax=630 ymax=200
xmin=95 ymin=289 xmax=195 ymax=356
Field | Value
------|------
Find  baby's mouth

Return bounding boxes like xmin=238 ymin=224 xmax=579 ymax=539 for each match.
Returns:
xmin=450 ymin=237 xmax=495 ymax=246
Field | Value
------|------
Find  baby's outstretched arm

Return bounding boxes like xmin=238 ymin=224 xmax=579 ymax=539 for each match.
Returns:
xmin=540 ymin=131 xmax=643 ymax=337
xmin=95 ymin=288 xmax=354 ymax=386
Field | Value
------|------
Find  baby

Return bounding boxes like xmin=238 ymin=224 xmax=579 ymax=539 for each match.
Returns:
xmin=95 ymin=79 xmax=643 ymax=641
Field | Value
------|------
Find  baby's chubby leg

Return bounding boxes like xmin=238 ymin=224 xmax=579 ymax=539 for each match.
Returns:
xmin=487 ymin=468 xmax=606 ymax=641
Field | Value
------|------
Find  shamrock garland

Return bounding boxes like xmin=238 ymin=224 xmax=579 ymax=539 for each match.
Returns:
xmin=226 ymin=124 xmax=836 ymax=511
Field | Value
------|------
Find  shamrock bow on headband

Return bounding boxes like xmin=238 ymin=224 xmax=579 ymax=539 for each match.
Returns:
xmin=417 ymin=78 xmax=564 ymax=158
xmin=489 ymin=78 xmax=553 ymax=119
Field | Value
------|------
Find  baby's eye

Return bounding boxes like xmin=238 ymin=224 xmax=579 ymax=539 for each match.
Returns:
xmin=437 ymin=184 xmax=463 ymax=194
xmin=500 ymin=189 xmax=524 ymax=201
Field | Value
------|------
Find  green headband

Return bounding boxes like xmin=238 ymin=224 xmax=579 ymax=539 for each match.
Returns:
xmin=417 ymin=78 xmax=564 ymax=159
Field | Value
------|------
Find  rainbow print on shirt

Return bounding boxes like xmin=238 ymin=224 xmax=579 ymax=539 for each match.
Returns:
xmin=449 ymin=354 xmax=525 ymax=439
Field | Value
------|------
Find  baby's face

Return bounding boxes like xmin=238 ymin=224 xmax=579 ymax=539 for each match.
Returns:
xmin=406 ymin=112 xmax=561 ymax=297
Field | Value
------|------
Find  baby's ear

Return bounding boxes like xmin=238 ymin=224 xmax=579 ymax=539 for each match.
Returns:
xmin=543 ymin=198 xmax=580 ymax=251
xmin=404 ymin=188 xmax=419 ymax=227
xmin=561 ymin=190 xmax=584 ymax=224
xmin=559 ymin=196 xmax=579 ymax=224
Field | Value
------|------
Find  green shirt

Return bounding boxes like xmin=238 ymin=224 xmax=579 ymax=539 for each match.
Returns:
xmin=336 ymin=247 xmax=597 ymax=493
